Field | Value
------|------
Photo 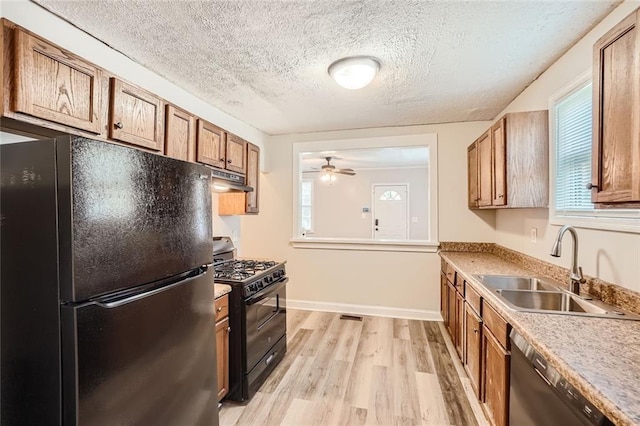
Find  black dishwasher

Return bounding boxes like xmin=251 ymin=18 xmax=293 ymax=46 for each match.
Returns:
xmin=509 ymin=331 xmax=614 ymax=426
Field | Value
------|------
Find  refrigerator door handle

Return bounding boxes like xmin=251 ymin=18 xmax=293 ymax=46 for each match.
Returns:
xmin=95 ymin=269 xmax=206 ymax=309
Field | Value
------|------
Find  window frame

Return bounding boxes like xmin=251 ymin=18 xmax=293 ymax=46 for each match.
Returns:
xmin=549 ymin=70 xmax=640 ymax=234
xmin=291 ymin=133 xmax=439 ymax=253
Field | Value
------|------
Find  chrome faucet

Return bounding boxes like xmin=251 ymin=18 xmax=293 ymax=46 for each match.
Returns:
xmin=550 ymin=225 xmax=585 ymax=294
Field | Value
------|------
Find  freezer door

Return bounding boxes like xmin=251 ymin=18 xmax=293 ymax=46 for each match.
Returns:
xmin=61 ymin=270 xmax=218 ymax=426
xmin=57 ymin=136 xmax=213 ymax=301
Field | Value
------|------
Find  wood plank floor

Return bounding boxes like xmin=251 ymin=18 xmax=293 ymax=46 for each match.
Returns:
xmin=219 ymin=310 xmax=489 ymax=426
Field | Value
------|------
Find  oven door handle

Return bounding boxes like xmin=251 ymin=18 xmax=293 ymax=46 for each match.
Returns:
xmin=245 ymin=278 xmax=288 ymax=306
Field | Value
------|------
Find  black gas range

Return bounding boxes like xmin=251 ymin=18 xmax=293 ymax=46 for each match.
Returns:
xmin=212 ymin=237 xmax=287 ymax=402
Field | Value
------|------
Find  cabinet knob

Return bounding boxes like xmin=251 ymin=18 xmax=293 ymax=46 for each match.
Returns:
xmin=227 ymin=326 xmax=231 ymax=333
xmin=473 ymin=328 xmax=479 ymax=334
xmin=114 ymin=122 xmax=124 ymax=129
xmin=217 ymin=306 xmax=222 ymax=312
xmin=219 ymin=158 xmax=225 ymax=162
xmin=586 ymin=183 xmax=599 ymax=190
xmin=227 ymin=159 xmax=232 ymax=164
xmin=498 ymin=194 xmax=504 ymax=198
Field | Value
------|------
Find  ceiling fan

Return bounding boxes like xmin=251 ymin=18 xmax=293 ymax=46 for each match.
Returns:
xmin=321 ymin=157 xmax=356 ymax=176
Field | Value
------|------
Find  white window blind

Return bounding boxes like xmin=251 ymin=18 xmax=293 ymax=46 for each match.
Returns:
xmin=555 ymin=82 xmax=593 ymax=212
xmin=300 ymin=179 xmax=314 ymax=233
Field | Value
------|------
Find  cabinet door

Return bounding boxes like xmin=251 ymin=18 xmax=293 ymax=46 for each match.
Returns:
xmin=446 ymin=282 xmax=457 ymax=340
xmin=467 ymin=143 xmax=479 ymax=208
xmin=13 ymin=29 xmax=102 ymax=133
xmin=196 ymin=119 xmax=226 ymax=168
xmin=483 ymin=327 xmax=510 ymax=426
xmin=109 ymin=78 xmax=163 ymax=151
xmin=477 ymin=130 xmax=493 ymax=207
xmin=226 ymin=134 xmax=247 ymax=174
xmin=245 ymin=142 xmax=260 ymax=213
xmin=491 ymin=118 xmax=507 ymax=206
xmin=592 ymin=10 xmax=640 ymax=204
xmin=216 ymin=316 xmax=230 ymax=401
xmin=464 ymin=304 xmax=482 ymax=399
xmin=440 ymin=272 xmax=448 ymax=325
xmin=455 ymin=291 xmax=464 ymax=360
xmin=165 ymin=105 xmax=195 ymax=162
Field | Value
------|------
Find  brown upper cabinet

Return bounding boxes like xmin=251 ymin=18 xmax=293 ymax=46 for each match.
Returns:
xmin=109 ymin=78 xmax=164 ymax=151
xmin=477 ymin=130 xmax=493 ymax=207
xmin=165 ymin=104 xmax=195 ymax=162
xmin=197 ymin=119 xmax=226 ymax=168
xmin=245 ymin=143 xmax=260 ymax=213
xmin=226 ymin=133 xmax=247 ymax=175
xmin=468 ymin=110 xmax=549 ymax=209
xmin=10 ymin=27 xmax=102 ymax=134
xmin=218 ymin=142 xmax=260 ymax=216
xmin=467 ymin=143 xmax=479 ymax=208
xmin=591 ymin=8 xmax=640 ymax=206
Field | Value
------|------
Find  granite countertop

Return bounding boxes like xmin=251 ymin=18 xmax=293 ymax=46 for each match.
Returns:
xmin=214 ymin=283 xmax=231 ymax=299
xmin=440 ymin=251 xmax=640 ymax=426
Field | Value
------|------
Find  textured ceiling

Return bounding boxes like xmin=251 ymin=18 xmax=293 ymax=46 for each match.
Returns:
xmin=33 ymin=0 xmax=620 ymax=135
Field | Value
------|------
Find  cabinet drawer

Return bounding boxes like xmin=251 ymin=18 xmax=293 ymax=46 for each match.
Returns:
xmin=465 ymin=283 xmax=482 ymax=315
xmin=482 ymin=301 xmax=510 ymax=350
xmin=214 ymin=294 xmax=229 ymax=322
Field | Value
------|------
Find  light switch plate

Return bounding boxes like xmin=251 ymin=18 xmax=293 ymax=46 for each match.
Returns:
xmin=530 ymin=227 xmax=537 ymax=243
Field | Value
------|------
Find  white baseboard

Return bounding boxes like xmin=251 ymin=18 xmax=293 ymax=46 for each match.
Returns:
xmin=287 ymin=299 xmax=443 ymax=321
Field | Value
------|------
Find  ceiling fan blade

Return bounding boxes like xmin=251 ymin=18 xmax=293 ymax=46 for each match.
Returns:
xmin=335 ymin=168 xmax=356 ymax=176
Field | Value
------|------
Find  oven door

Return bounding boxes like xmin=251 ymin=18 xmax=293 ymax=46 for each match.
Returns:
xmin=245 ymin=278 xmax=287 ymax=371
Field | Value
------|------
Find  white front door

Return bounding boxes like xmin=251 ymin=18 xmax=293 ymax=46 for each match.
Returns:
xmin=373 ymin=185 xmax=408 ymax=240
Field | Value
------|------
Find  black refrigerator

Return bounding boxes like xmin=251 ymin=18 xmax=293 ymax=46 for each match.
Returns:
xmin=1 ymin=135 xmax=219 ymax=426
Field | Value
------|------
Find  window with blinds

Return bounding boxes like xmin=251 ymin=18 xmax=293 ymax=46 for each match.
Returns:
xmin=550 ymin=72 xmax=639 ymax=233
xmin=300 ymin=179 xmax=314 ymax=233
xmin=554 ymin=82 xmax=593 ymax=212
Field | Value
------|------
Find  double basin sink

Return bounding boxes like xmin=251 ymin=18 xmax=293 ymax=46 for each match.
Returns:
xmin=473 ymin=275 xmax=639 ymax=320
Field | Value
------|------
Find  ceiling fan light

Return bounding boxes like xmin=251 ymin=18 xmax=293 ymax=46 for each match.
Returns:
xmin=328 ymin=57 xmax=380 ymax=90
xmin=320 ymin=172 xmax=336 ymax=182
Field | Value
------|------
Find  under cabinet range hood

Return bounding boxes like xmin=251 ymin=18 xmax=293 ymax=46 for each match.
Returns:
xmin=209 ymin=167 xmax=254 ymax=193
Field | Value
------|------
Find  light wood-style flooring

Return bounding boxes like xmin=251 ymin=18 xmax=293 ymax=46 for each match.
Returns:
xmin=219 ymin=309 xmax=488 ymax=426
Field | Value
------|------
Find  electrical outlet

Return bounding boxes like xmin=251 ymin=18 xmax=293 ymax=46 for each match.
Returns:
xmin=530 ymin=227 xmax=537 ymax=243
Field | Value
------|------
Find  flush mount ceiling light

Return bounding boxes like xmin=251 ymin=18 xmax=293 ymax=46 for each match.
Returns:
xmin=328 ymin=56 xmax=380 ymax=90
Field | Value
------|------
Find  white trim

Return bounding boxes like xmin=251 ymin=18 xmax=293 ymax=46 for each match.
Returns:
xmin=549 ymin=69 xmax=640 ymax=234
xmin=290 ymin=238 xmax=439 ymax=252
xmin=292 ymin=133 xmax=439 ymax=246
xmin=287 ymin=299 xmax=443 ymax=321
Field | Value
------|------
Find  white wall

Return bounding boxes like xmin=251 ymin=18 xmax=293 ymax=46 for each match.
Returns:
xmin=308 ymin=167 xmax=429 ymax=240
xmin=240 ymin=122 xmax=493 ymax=317
xmin=488 ymin=0 xmax=640 ymax=292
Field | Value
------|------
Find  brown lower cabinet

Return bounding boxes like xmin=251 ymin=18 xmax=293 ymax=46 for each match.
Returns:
xmin=482 ymin=324 xmax=510 ymax=426
xmin=464 ymin=303 xmax=482 ymax=398
xmin=441 ymin=259 xmax=512 ymax=426
xmin=215 ymin=294 xmax=230 ymax=401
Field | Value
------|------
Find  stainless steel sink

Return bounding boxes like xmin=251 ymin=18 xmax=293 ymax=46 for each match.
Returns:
xmin=475 ymin=275 xmax=561 ymax=292
xmin=497 ymin=290 xmax=608 ymax=314
xmin=473 ymin=274 xmax=640 ymax=320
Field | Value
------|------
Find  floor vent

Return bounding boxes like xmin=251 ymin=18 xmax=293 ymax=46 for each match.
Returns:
xmin=339 ymin=314 xmax=363 ymax=321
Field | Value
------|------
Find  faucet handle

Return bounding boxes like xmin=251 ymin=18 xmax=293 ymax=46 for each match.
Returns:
xmin=578 ymin=267 xmax=587 ymax=284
